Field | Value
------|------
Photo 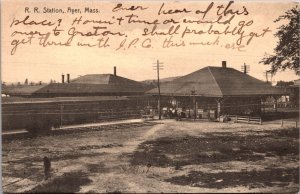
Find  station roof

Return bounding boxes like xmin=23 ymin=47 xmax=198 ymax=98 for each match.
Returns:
xmin=147 ymin=66 xmax=285 ymax=97
xmin=34 ymin=74 xmax=146 ymax=96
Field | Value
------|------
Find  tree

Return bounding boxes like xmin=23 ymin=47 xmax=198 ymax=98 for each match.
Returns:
xmin=260 ymin=6 xmax=299 ymax=75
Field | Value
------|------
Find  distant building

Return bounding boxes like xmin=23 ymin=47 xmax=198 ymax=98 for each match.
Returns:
xmin=284 ymin=79 xmax=299 ymax=107
xmin=273 ymin=79 xmax=299 ymax=108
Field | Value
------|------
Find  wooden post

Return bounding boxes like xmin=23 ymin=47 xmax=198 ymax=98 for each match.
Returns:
xmin=191 ymin=92 xmax=196 ymax=121
xmin=284 ymin=96 xmax=287 ymax=108
xmin=195 ymin=101 xmax=198 ymax=119
xmin=281 ymin=119 xmax=283 ymax=127
xmin=275 ymin=97 xmax=278 ymax=113
xmin=260 ymin=118 xmax=262 ymax=125
xmin=261 ymin=97 xmax=265 ymax=116
xmin=296 ymin=121 xmax=298 ymax=128
xmin=235 ymin=102 xmax=238 ymax=117
xmin=43 ymin=156 xmax=51 ymax=180
xmin=60 ymin=105 xmax=63 ymax=128
xmin=217 ymin=101 xmax=221 ymax=120
xmin=216 ymin=99 xmax=221 ymax=121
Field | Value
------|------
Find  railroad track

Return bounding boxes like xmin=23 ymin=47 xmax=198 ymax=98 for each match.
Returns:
xmin=2 ymin=121 xmax=158 ymax=142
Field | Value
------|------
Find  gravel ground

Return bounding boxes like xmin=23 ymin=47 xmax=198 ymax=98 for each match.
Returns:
xmin=2 ymin=120 xmax=299 ymax=193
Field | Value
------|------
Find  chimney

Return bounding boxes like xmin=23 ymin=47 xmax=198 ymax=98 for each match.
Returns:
xmin=67 ymin=74 xmax=70 ymax=83
xmin=62 ymin=74 xmax=65 ymax=84
xmin=222 ymin=61 xmax=227 ymax=68
xmin=114 ymin=66 xmax=117 ymax=76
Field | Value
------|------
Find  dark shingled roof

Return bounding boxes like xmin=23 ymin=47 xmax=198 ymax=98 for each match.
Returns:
xmin=70 ymin=74 xmax=141 ymax=85
xmin=147 ymin=66 xmax=285 ymax=97
xmin=3 ymin=74 xmax=146 ymax=97
xmin=34 ymin=74 xmax=146 ymax=96
xmin=2 ymin=85 xmax=46 ymax=96
xmin=35 ymin=83 xmax=145 ymax=95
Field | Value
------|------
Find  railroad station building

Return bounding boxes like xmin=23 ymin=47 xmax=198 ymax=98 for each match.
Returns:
xmin=147 ymin=61 xmax=285 ymax=119
xmin=3 ymin=67 xmax=148 ymax=97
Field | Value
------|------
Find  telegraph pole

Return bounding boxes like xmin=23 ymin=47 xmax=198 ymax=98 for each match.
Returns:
xmin=153 ymin=60 xmax=164 ymax=120
xmin=241 ymin=63 xmax=250 ymax=74
xmin=263 ymin=71 xmax=272 ymax=84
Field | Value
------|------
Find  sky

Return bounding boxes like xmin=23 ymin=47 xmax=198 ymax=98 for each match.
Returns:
xmin=1 ymin=0 xmax=299 ymax=84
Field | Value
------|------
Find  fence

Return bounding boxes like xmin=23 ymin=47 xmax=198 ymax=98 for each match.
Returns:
xmin=227 ymin=115 xmax=262 ymax=125
xmin=2 ymin=99 xmax=152 ymax=131
xmin=281 ymin=120 xmax=298 ymax=128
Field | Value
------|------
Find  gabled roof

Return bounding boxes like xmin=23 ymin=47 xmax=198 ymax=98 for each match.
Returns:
xmin=147 ymin=66 xmax=285 ymax=97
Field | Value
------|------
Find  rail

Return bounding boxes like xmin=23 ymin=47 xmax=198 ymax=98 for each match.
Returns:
xmin=227 ymin=115 xmax=262 ymax=125
xmin=281 ymin=120 xmax=298 ymax=128
xmin=141 ymin=114 xmax=154 ymax=120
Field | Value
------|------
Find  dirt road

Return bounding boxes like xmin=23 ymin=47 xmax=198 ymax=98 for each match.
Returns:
xmin=2 ymin=120 xmax=299 ymax=193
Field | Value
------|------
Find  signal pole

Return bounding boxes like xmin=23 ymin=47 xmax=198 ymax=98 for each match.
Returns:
xmin=153 ymin=60 xmax=164 ymax=120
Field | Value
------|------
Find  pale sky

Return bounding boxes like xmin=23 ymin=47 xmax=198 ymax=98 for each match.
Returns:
xmin=1 ymin=0 xmax=299 ymax=84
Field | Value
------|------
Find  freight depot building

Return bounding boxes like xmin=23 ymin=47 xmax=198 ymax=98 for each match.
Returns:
xmin=37 ymin=74 xmax=146 ymax=97
xmin=3 ymin=67 xmax=147 ymax=97
xmin=147 ymin=61 xmax=285 ymax=118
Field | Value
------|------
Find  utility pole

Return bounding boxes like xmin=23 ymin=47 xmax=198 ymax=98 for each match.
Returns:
xmin=153 ymin=60 xmax=164 ymax=120
xmin=264 ymin=71 xmax=272 ymax=84
xmin=241 ymin=63 xmax=250 ymax=74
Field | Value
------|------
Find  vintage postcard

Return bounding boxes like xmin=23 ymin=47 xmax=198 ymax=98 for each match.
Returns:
xmin=1 ymin=0 xmax=299 ymax=193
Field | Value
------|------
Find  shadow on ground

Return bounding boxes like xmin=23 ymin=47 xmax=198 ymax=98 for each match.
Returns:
xmin=27 ymin=171 xmax=92 ymax=193
xmin=129 ymin=127 xmax=299 ymax=188
xmin=262 ymin=111 xmax=299 ymax=121
xmin=167 ymin=167 xmax=299 ymax=189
